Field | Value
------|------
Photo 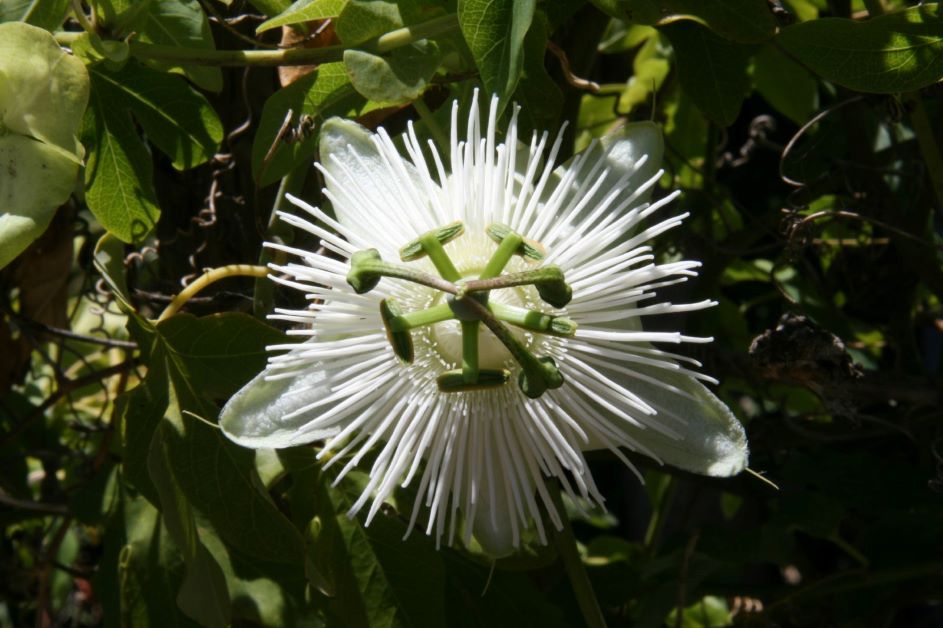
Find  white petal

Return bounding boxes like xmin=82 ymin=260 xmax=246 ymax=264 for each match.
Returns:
xmin=318 ymin=118 xmax=435 ymax=252
xmin=471 ymin=468 xmax=516 ymax=558
xmin=220 ymin=361 xmax=356 ymax=449
xmin=583 ymin=359 xmax=748 ymax=477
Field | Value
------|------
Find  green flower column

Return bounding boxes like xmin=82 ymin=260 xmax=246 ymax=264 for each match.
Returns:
xmin=0 ymin=22 xmax=89 ymax=269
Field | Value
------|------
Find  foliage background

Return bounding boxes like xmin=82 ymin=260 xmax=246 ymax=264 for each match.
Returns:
xmin=2 ymin=0 xmax=943 ymax=626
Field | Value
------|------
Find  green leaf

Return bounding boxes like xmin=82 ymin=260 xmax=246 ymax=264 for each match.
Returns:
xmin=666 ymin=596 xmax=733 ymax=628
xmin=90 ymin=63 xmax=223 ymax=171
xmin=0 ymin=0 xmax=70 ymax=30
xmin=617 ymin=32 xmax=670 ymax=114
xmin=149 ymin=425 xmax=233 ymax=627
xmin=754 ymin=43 xmax=817 ymax=125
xmin=312 ymin=469 xmax=447 ymax=628
xmin=0 ymin=22 xmax=87 ymax=268
xmin=458 ymin=0 xmax=536 ymax=106
xmin=155 ymin=313 xmax=286 ymax=398
xmin=246 ymin=0 xmax=292 ymax=17
xmin=335 ymin=0 xmax=418 ymax=45
xmin=136 ymin=0 xmax=224 ymax=92
xmin=113 ymin=494 xmax=200 ymax=627
xmin=776 ymin=4 xmax=943 ymax=93
xmin=594 ymin=0 xmax=775 ymax=43
xmin=252 ymin=62 xmax=376 ymax=187
xmin=662 ymin=20 xmax=755 ymax=127
xmin=344 ymin=41 xmax=442 ymax=104
xmin=257 ymin=0 xmax=348 ymax=33
xmin=0 ymin=137 xmax=80 ymax=268
xmin=83 ymin=80 xmax=161 ymax=243
xmin=511 ymin=10 xmax=562 ymax=137
xmin=91 ymin=0 xmax=152 ymax=36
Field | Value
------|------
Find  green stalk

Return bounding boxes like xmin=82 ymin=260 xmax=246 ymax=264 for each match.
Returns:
xmin=55 ymin=13 xmax=459 ymax=67
xmin=549 ymin=484 xmax=607 ymax=628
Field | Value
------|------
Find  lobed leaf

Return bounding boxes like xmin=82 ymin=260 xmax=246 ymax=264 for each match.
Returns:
xmin=458 ymin=0 xmax=536 ymax=108
xmin=136 ymin=0 xmax=224 ymax=92
xmin=777 ymin=4 xmax=943 ymax=93
xmin=257 ymin=0 xmax=348 ymax=33
xmin=592 ymin=0 xmax=776 ymax=43
xmin=661 ymin=20 xmax=755 ymax=127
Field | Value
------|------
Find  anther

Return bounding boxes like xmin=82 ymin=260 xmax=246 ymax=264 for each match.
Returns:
xmin=399 ymin=222 xmax=463 ymax=281
xmin=380 ymin=299 xmax=414 ymax=363
xmin=518 ymin=356 xmax=564 ymax=399
xmin=346 ymin=249 xmax=384 ymax=294
xmin=437 ymin=368 xmax=510 ymax=393
xmin=399 ymin=221 xmax=465 ymax=261
xmin=486 ymin=223 xmax=545 ymax=262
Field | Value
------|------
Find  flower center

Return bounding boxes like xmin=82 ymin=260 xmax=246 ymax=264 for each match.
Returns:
xmin=346 ymin=222 xmax=577 ymax=399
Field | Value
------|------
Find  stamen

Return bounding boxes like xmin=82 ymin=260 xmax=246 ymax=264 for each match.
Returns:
xmin=399 ymin=221 xmax=464 ymax=282
xmin=350 ymin=223 xmax=573 ymax=398
xmin=380 ymin=299 xmax=414 ymax=363
xmin=488 ymin=302 xmax=577 ymax=338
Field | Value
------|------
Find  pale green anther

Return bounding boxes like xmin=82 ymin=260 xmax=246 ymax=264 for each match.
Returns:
xmin=549 ymin=317 xmax=578 ymax=336
xmin=486 ymin=223 xmax=545 ymax=262
xmin=489 ymin=302 xmax=577 ymax=338
xmin=399 ymin=221 xmax=463 ymax=282
xmin=437 ymin=368 xmax=510 ymax=392
xmin=356 ymin=222 xmax=571 ymax=398
xmin=399 ymin=221 xmax=465 ymax=261
xmin=380 ymin=299 xmax=414 ymax=363
xmin=518 ymin=356 xmax=564 ymax=399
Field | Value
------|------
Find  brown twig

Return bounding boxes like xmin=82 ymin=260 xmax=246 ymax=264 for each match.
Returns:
xmin=547 ymin=41 xmax=600 ymax=94
xmin=0 ymin=360 xmax=138 ymax=447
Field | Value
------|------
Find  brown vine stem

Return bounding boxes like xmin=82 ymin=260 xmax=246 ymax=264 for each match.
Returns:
xmin=0 ymin=360 xmax=137 ymax=448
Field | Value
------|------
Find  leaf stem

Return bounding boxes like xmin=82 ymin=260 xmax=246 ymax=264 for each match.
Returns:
xmin=54 ymin=14 xmax=459 ymax=67
xmin=549 ymin=484 xmax=607 ymax=628
xmin=158 ymin=265 xmax=270 ymax=322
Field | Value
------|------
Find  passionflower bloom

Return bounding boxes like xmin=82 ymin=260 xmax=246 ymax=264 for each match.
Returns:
xmin=221 ymin=94 xmax=748 ymax=557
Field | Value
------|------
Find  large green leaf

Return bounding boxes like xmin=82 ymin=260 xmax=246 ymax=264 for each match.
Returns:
xmin=0 ymin=136 xmax=80 ymax=268
xmin=458 ymin=0 xmax=535 ymax=106
xmin=148 ymin=424 xmax=232 ymax=627
xmin=112 ymin=494 xmax=201 ymax=627
xmin=591 ymin=0 xmax=775 ymax=43
xmin=246 ymin=0 xmax=292 ymax=17
xmin=311 ymin=469 xmax=448 ymax=628
xmin=0 ymin=0 xmax=70 ymax=30
xmin=251 ymin=62 xmax=376 ymax=187
xmin=155 ymin=313 xmax=286 ymax=399
xmin=257 ymin=0 xmax=348 ymax=33
xmin=344 ymin=41 xmax=442 ymax=104
xmin=0 ymin=22 xmax=87 ymax=268
xmin=776 ymin=4 xmax=943 ymax=93
xmin=83 ymin=80 xmax=161 ymax=243
xmin=335 ymin=0 xmax=420 ymax=45
xmin=136 ymin=0 xmax=224 ymax=92
xmin=137 ymin=313 xmax=307 ymax=565
xmin=662 ymin=21 xmax=755 ymax=127
xmin=511 ymin=11 xmax=563 ymax=137
xmin=754 ymin=43 xmax=818 ymax=125
xmin=90 ymin=63 xmax=222 ymax=171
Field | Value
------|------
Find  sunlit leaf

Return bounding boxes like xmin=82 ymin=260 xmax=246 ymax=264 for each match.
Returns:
xmin=777 ymin=4 xmax=943 ymax=93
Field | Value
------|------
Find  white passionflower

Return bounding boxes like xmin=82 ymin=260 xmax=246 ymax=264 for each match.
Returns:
xmin=221 ymin=94 xmax=748 ymax=557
